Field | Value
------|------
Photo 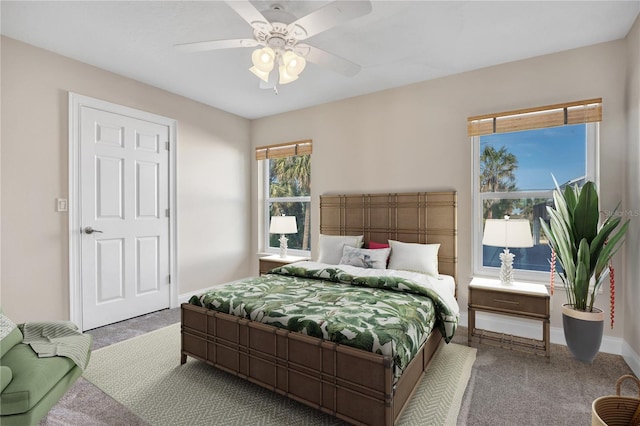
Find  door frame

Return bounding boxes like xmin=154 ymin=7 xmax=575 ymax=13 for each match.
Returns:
xmin=68 ymin=92 xmax=178 ymax=331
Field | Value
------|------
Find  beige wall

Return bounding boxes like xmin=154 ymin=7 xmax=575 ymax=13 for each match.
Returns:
xmin=251 ymin=39 xmax=629 ymax=338
xmin=0 ymin=27 xmax=634 ymax=350
xmin=624 ymin=15 xmax=640 ymax=359
xmin=0 ymin=36 xmax=252 ymax=322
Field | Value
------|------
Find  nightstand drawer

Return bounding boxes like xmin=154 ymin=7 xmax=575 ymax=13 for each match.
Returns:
xmin=470 ymin=288 xmax=548 ymax=317
xmin=260 ymin=260 xmax=283 ymax=275
xmin=259 ymin=255 xmax=308 ymax=275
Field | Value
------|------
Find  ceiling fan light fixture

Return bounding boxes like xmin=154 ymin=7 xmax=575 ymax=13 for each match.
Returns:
xmin=278 ymin=64 xmax=299 ymax=84
xmin=249 ymin=66 xmax=271 ymax=82
xmin=251 ymin=47 xmax=275 ymax=72
xmin=178 ymin=0 xmax=373 ymax=90
xmin=282 ymin=50 xmax=306 ymax=77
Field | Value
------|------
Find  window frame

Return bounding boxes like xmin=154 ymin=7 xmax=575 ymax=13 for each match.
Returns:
xmin=472 ymin=122 xmax=599 ymax=283
xmin=262 ymin=158 xmax=311 ymax=256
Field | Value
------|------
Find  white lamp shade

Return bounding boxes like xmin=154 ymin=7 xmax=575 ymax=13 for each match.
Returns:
xmin=251 ymin=47 xmax=275 ymax=72
xmin=482 ymin=218 xmax=533 ymax=248
xmin=269 ymin=216 xmax=297 ymax=234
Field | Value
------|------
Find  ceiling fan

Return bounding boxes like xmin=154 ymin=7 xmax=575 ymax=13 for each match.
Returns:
xmin=175 ymin=1 xmax=372 ymax=90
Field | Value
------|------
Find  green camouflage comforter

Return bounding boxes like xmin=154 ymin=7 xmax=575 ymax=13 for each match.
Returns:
xmin=189 ymin=261 xmax=459 ymax=380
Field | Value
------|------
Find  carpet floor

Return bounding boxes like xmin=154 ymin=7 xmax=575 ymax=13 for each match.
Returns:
xmin=81 ymin=323 xmax=476 ymax=426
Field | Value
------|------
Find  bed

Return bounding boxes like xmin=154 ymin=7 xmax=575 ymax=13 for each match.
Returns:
xmin=181 ymin=191 xmax=458 ymax=426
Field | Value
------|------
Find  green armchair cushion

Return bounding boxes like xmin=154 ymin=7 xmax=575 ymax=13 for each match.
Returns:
xmin=0 ymin=343 xmax=76 ymax=415
xmin=0 ymin=366 xmax=12 ymax=393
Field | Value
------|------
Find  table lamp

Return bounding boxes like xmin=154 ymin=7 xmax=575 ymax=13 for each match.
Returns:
xmin=482 ymin=216 xmax=533 ymax=285
xmin=269 ymin=215 xmax=298 ymax=258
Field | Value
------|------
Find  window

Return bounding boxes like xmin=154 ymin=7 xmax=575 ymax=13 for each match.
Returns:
xmin=469 ymin=99 xmax=601 ymax=281
xmin=257 ymin=140 xmax=312 ymax=255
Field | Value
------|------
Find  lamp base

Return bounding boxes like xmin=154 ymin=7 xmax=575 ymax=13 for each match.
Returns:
xmin=499 ymin=248 xmax=515 ymax=285
xmin=279 ymin=235 xmax=288 ymax=259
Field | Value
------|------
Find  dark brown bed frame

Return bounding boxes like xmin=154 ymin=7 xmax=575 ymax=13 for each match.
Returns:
xmin=181 ymin=191 xmax=457 ymax=425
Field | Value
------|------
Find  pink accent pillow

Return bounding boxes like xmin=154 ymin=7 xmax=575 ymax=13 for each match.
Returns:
xmin=368 ymin=241 xmax=390 ymax=249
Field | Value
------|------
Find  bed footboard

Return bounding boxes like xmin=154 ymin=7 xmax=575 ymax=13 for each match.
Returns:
xmin=181 ymin=303 xmax=443 ymax=426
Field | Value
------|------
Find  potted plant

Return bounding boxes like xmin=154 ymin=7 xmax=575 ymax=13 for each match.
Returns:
xmin=540 ymin=180 xmax=629 ymax=362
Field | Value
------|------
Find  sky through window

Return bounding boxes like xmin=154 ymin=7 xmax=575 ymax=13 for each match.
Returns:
xmin=480 ymin=124 xmax=586 ymax=191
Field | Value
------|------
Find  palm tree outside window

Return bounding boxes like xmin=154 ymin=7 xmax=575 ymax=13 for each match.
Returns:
xmin=257 ymin=140 xmax=312 ymax=255
xmin=267 ymin=155 xmax=311 ymax=252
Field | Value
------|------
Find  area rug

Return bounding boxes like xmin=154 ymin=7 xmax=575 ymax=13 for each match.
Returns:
xmin=83 ymin=323 xmax=476 ymax=426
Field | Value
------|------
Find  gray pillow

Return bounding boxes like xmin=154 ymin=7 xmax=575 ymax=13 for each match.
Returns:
xmin=339 ymin=245 xmax=391 ymax=269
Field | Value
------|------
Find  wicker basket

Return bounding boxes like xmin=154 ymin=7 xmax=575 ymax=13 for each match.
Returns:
xmin=592 ymin=375 xmax=640 ymax=426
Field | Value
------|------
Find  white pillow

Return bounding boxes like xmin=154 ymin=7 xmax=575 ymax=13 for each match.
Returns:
xmin=339 ymin=245 xmax=391 ymax=269
xmin=317 ymin=234 xmax=364 ymax=265
xmin=387 ymin=240 xmax=440 ymax=276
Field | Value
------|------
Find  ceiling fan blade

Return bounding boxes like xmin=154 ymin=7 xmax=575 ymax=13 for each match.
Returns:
xmin=299 ymin=44 xmax=361 ymax=77
xmin=287 ymin=1 xmax=372 ymax=41
xmin=225 ymin=0 xmax=272 ymax=32
xmin=175 ymin=38 xmax=258 ymax=53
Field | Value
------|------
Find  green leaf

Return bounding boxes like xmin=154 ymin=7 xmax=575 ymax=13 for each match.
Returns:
xmin=572 ymin=238 xmax=591 ymax=310
xmin=563 ymin=184 xmax=578 ymax=214
xmin=287 ymin=316 xmax=305 ymax=332
xmin=574 ymin=270 xmax=588 ymax=308
xmin=553 ymin=189 xmax=573 ymax=234
xmin=348 ymin=330 xmax=374 ymax=351
xmin=589 ymin=214 xmax=621 ymax=267
xmin=573 ymin=182 xmax=599 ymax=243
xmin=547 ymin=207 xmax=576 ymax=283
xmin=594 ymin=220 xmax=629 ymax=280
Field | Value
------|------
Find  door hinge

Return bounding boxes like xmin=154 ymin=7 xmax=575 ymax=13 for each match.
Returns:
xmin=165 ymin=208 xmax=170 ymax=218
xmin=168 ymin=274 xmax=171 ymax=284
xmin=165 ymin=141 xmax=170 ymax=151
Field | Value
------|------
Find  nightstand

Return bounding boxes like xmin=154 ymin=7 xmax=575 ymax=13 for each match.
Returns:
xmin=259 ymin=254 xmax=309 ymax=275
xmin=468 ymin=277 xmax=550 ymax=358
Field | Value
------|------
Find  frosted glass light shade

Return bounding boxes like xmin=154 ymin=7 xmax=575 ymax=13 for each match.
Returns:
xmin=282 ymin=51 xmax=306 ymax=76
xmin=251 ymin=47 xmax=275 ymax=72
xmin=278 ymin=65 xmax=299 ymax=84
xmin=249 ymin=66 xmax=270 ymax=82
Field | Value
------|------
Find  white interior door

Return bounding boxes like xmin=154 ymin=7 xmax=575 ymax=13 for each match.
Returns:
xmin=79 ymin=105 xmax=170 ymax=330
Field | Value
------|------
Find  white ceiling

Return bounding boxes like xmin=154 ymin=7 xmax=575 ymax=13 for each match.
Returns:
xmin=1 ymin=1 xmax=638 ymax=119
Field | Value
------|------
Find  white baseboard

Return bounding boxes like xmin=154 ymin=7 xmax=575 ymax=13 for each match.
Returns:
xmin=622 ymin=341 xmax=640 ymax=377
xmin=459 ymin=311 xmax=624 ymax=355
xmin=178 ymin=293 xmax=194 ymax=305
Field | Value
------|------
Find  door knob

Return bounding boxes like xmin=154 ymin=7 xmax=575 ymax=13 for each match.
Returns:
xmin=84 ymin=226 xmax=103 ymax=234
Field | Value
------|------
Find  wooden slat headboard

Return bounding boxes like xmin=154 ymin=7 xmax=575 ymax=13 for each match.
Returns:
xmin=319 ymin=191 xmax=458 ymax=290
